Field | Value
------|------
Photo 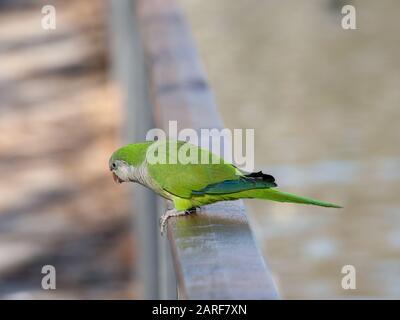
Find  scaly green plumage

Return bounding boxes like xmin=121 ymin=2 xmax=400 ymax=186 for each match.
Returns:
xmin=109 ymin=140 xmax=342 ymax=212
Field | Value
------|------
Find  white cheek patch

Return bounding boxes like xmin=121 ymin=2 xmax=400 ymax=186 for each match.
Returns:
xmin=115 ymin=166 xmax=131 ymax=182
xmin=115 ymin=164 xmax=137 ymax=182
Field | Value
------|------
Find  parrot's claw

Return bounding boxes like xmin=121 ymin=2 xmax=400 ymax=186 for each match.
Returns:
xmin=165 ymin=200 xmax=174 ymax=211
xmin=159 ymin=207 xmax=199 ymax=235
xmin=159 ymin=209 xmax=185 ymax=235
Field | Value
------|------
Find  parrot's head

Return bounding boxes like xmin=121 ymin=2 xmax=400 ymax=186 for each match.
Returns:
xmin=109 ymin=142 xmax=152 ymax=184
xmin=109 ymin=157 xmax=130 ymax=184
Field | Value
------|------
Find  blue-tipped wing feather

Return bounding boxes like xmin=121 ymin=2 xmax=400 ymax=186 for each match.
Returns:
xmin=192 ymin=176 xmax=277 ymax=195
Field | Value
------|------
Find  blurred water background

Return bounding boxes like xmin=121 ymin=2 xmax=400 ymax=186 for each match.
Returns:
xmin=179 ymin=0 xmax=400 ymax=298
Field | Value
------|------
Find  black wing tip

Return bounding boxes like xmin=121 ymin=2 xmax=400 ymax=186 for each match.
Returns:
xmin=245 ymin=171 xmax=277 ymax=185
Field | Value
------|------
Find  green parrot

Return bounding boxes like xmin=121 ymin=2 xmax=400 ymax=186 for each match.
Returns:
xmin=109 ymin=140 xmax=341 ymax=232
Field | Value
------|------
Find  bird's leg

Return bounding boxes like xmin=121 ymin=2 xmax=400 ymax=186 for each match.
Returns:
xmin=159 ymin=207 xmax=200 ymax=235
xmin=159 ymin=209 xmax=186 ymax=235
xmin=165 ymin=200 xmax=174 ymax=211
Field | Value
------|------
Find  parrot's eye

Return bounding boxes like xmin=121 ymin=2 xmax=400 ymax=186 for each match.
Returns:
xmin=111 ymin=162 xmax=117 ymax=170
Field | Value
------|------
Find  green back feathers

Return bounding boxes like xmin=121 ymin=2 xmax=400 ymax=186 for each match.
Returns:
xmin=147 ymin=141 xmax=239 ymax=198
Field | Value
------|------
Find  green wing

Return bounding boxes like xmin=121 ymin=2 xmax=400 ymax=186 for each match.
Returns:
xmin=192 ymin=176 xmax=277 ymax=195
xmin=147 ymin=141 xmax=240 ymax=198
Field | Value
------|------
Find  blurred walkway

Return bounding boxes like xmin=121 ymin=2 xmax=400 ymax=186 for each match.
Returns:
xmin=0 ymin=0 xmax=135 ymax=298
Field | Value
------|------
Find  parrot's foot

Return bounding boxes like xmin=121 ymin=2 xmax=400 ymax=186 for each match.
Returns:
xmin=166 ymin=200 xmax=174 ymax=211
xmin=159 ymin=209 xmax=186 ymax=235
xmin=159 ymin=207 xmax=199 ymax=235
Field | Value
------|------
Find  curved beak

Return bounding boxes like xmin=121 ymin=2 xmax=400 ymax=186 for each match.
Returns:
xmin=112 ymin=172 xmax=123 ymax=184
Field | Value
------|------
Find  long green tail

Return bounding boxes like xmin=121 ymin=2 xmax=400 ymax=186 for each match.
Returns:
xmin=237 ymin=188 xmax=342 ymax=208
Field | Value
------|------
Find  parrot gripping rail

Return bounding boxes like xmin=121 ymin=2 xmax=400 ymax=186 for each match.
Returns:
xmin=110 ymin=0 xmax=279 ymax=299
